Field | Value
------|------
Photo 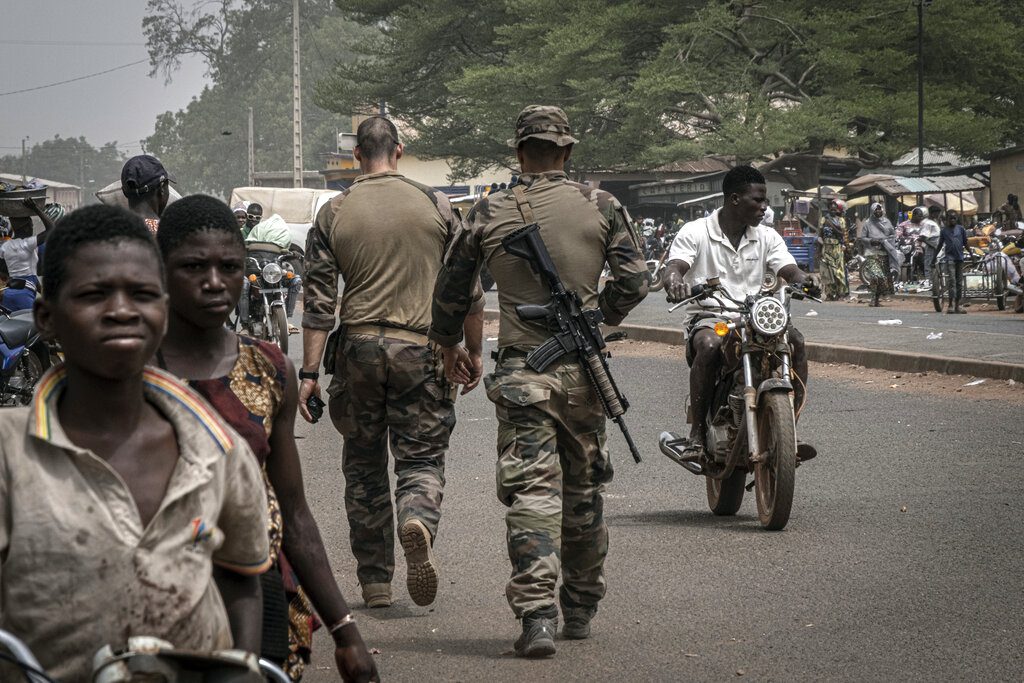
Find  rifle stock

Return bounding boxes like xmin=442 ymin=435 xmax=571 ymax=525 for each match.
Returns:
xmin=501 ymin=223 xmax=642 ymax=463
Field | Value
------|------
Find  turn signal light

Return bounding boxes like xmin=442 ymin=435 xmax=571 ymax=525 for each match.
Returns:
xmin=286 ymin=271 xmax=294 ymax=278
xmin=714 ymin=322 xmax=730 ymax=337
xmin=248 ymin=274 xmax=258 ymax=282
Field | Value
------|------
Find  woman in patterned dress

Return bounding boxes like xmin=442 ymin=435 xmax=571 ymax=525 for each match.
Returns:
xmin=817 ymin=199 xmax=850 ymax=300
xmin=859 ymin=202 xmax=899 ymax=307
xmin=153 ymin=195 xmax=378 ymax=682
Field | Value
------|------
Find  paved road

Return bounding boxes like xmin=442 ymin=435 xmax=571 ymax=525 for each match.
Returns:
xmin=286 ymin=333 xmax=1023 ymax=682
xmin=488 ymin=291 xmax=1024 ymax=366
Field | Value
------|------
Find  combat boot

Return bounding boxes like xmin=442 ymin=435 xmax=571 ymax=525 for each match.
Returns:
xmin=399 ymin=519 xmax=438 ymax=606
xmin=514 ymin=614 xmax=558 ymax=658
xmin=361 ymin=582 xmax=392 ymax=608
xmin=561 ymin=605 xmax=597 ymax=640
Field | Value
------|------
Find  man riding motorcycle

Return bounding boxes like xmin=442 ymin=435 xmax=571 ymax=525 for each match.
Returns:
xmin=664 ymin=166 xmax=820 ymax=461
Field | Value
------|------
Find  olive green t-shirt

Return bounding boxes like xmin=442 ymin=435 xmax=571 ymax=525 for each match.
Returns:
xmin=303 ymin=171 xmax=479 ymax=334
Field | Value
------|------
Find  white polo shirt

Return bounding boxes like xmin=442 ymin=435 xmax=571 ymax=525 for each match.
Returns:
xmin=667 ymin=209 xmax=796 ymax=318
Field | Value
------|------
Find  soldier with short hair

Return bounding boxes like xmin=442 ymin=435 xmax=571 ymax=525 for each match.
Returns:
xmin=299 ymin=115 xmax=484 ymax=610
xmin=429 ymin=105 xmax=648 ymax=658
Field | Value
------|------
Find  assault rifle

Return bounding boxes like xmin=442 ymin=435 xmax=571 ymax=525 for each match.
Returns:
xmin=501 ymin=223 xmax=642 ymax=463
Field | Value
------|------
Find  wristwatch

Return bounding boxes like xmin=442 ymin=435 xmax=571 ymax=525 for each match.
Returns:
xmin=298 ymin=370 xmax=320 ymax=381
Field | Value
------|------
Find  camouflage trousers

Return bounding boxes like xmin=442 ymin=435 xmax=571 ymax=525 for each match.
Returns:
xmin=327 ymin=332 xmax=455 ymax=586
xmin=484 ymin=353 xmax=613 ymax=619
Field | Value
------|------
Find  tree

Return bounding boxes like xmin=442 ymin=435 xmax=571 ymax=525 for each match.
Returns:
xmin=320 ymin=0 xmax=1024 ymax=181
xmin=0 ymin=136 xmax=128 ymax=202
xmin=143 ymin=1 xmax=375 ymax=197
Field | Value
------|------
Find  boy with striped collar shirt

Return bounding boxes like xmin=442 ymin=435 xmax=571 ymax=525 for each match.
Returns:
xmin=0 ymin=205 xmax=270 ymax=682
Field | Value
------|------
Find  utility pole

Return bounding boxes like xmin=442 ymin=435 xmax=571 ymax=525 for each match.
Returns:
xmin=916 ymin=0 xmax=929 ymax=178
xmin=21 ymin=136 xmax=28 ymax=182
xmin=291 ymin=0 xmax=303 ymax=189
xmin=248 ymin=106 xmax=255 ymax=187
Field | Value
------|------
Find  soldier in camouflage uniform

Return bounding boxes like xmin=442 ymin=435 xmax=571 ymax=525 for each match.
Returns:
xmin=299 ymin=116 xmax=484 ymax=609
xmin=428 ymin=106 xmax=648 ymax=658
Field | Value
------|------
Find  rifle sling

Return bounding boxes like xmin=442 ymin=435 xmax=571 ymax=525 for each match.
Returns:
xmin=511 ymin=184 xmax=537 ymax=225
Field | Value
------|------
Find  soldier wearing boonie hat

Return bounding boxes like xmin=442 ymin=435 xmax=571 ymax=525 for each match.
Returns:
xmin=430 ymin=104 xmax=648 ymax=659
xmin=506 ymin=105 xmax=580 ymax=148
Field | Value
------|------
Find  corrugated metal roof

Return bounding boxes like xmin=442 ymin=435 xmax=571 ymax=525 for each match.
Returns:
xmin=870 ymin=175 xmax=986 ymax=196
xmin=0 ymin=173 xmax=81 ymax=190
xmin=653 ymin=157 xmax=732 ymax=174
xmin=891 ymin=148 xmax=983 ymax=167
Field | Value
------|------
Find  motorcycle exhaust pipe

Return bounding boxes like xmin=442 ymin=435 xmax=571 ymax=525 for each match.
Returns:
xmin=658 ymin=431 xmax=704 ymax=476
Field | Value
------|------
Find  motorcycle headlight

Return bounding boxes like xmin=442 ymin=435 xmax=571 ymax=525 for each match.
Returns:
xmin=750 ymin=297 xmax=789 ymax=336
xmin=262 ymin=262 xmax=283 ymax=284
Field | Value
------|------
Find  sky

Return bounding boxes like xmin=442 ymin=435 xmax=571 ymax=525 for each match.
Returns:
xmin=0 ymin=0 xmax=211 ymax=156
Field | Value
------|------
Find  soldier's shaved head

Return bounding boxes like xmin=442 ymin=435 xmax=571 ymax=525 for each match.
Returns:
xmin=356 ymin=116 xmax=400 ymax=162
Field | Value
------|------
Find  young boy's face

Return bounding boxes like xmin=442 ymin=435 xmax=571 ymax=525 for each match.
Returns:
xmin=165 ymin=230 xmax=245 ymax=329
xmin=36 ymin=240 xmax=167 ymax=379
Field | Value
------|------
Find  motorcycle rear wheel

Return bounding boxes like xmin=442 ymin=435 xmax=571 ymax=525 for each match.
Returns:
xmin=706 ymin=468 xmax=745 ymax=515
xmin=753 ymin=392 xmax=797 ymax=530
xmin=271 ymin=306 xmax=289 ymax=355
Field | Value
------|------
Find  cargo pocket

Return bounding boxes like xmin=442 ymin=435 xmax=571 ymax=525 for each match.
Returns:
xmin=490 ymin=381 xmax=551 ymax=507
xmin=327 ymin=375 xmax=357 ymax=437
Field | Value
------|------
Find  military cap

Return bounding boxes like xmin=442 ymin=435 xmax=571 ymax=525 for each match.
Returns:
xmin=507 ymin=105 xmax=579 ymax=148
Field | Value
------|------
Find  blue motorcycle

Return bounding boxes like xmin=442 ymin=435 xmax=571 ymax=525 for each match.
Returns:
xmin=0 ymin=306 xmax=50 ymax=406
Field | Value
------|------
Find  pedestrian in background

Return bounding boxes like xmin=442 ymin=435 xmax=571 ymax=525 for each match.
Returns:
xmin=937 ymin=210 xmax=968 ymax=314
xmin=120 ymin=154 xmax=173 ymax=234
xmin=429 ymin=105 xmax=648 ymax=658
xmin=299 ymin=115 xmax=484 ymax=611
xmin=817 ymin=198 xmax=849 ymax=300
xmin=919 ymin=205 xmax=942 ymax=281
xmin=859 ymin=202 xmax=899 ymax=307
xmin=0 ymin=198 xmax=55 ymax=312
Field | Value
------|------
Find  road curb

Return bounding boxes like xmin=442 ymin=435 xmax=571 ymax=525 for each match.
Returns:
xmin=482 ymin=309 xmax=1024 ymax=382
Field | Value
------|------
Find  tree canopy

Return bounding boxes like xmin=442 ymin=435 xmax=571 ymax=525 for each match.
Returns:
xmin=144 ymin=0 xmax=374 ymax=197
xmin=319 ymin=0 xmax=1024 ymax=180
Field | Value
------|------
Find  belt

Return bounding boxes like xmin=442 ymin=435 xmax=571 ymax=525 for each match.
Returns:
xmin=346 ymin=324 xmax=430 ymax=346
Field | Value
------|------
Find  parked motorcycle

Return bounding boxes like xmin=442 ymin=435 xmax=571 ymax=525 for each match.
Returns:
xmin=242 ymin=242 xmax=298 ymax=355
xmin=658 ymin=274 xmax=819 ymax=530
xmin=0 ymin=306 xmax=50 ymax=406
xmin=0 ymin=629 xmax=289 ymax=682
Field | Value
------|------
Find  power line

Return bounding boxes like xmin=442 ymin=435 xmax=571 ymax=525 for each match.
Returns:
xmin=0 ymin=59 xmax=149 ymax=97
xmin=1 ymin=39 xmax=146 ymax=47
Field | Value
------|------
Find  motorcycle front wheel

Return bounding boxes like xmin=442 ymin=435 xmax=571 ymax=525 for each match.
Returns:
xmin=706 ymin=468 xmax=745 ymax=515
xmin=271 ymin=306 xmax=289 ymax=355
xmin=2 ymin=347 xmax=45 ymax=406
xmin=753 ymin=392 xmax=797 ymax=530
xmin=648 ymin=265 xmax=665 ymax=292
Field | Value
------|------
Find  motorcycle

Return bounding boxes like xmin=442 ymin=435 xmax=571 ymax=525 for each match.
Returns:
xmin=658 ymin=274 xmax=819 ymax=530
xmin=241 ymin=242 xmax=298 ymax=355
xmin=0 ymin=629 xmax=289 ymax=682
xmin=0 ymin=306 xmax=51 ymax=406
